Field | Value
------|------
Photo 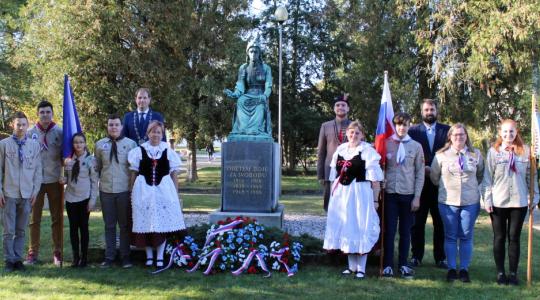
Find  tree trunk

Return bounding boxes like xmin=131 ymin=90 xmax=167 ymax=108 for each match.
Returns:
xmin=187 ymin=131 xmax=198 ymax=182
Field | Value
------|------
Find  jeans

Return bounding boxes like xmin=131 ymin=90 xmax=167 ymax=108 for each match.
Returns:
xmin=438 ymin=202 xmax=480 ymax=271
xmin=100 ymin=191 xmax=131 ymax=261
xmin=383 ymin=193 xmax=415 ymax=268
xmin=2 ymin=197 xmax=32 ymax=263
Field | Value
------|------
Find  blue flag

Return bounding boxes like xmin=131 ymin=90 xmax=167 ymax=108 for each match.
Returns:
xmin=62 ymin=75 xmax=82 ymax=159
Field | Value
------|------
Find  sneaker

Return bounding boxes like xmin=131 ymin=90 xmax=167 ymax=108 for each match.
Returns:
xmin=24 ymin=252 xmax=38 ymax=265
xmin=508 ymin=273 xmax=519 ymax=286
xmin=342 ymin=269 xmax=355 ymax=275
xmin=409 ymin=257 xmax=421 ymax=267
xmin=100 ymin=259 xmax=113 ymax=268
xmin=496 ymin=273 xmax=508 ymax=285
xmin=122 ymin=258 xmax=133 ymax=269
xmin=382 ymin=266 xmax=394 ymax=277
xmin=446 ymin=269 xmax=458 ymax=282
xmin=4 ymin=261 xmax=15 ymax=273
xmin=399 ymin=266 xmax=414 ymax=279
xmin=13 ymin=261 xmax=25 ymax=271
xmin=53 ymin=251 xmax=62 ymax=267
xmin=436 ymin=260 xmax=448 ymax=269
xmin=459 ymin=269 xmax=471 ymax=283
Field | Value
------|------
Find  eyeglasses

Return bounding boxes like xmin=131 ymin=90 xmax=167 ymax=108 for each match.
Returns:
xmin=451 ymin=133 xmax=466 ymax=137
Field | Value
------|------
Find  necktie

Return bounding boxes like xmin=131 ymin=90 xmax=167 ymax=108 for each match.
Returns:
xmin=12 ymin=135 xmax=27 ymax=164
xmin=427 ymin=127 xmax=435 ymax=151
xmin=139 ymin=112 xmax=146 ymax=123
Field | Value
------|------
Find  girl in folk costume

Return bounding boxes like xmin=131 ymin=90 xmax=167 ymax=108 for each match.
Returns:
xmin=323 ymin=121 xmax=383 ymax=279
xmin=483 ymin=119 xmax=539 ymax=285
xmin=128 ymin=121 xmax=186 ymax=268
xmin=60 ymin=133 xmax=98 ymax=268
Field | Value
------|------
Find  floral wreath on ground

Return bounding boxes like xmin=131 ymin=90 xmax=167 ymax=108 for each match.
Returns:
xmin=158 ymin=216 xmax=303 ymax=277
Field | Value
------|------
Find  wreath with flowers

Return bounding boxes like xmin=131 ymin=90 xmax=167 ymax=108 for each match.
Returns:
xmin=159 ymin=217 xmax=303 ymax=276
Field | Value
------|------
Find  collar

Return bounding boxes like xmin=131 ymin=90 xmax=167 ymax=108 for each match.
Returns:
xmin=142 ymin=141 xmax=167 ymax=151
xmin=450 ymin=146 xmax=468 ymax=155
xmin=391 ymin=134 xmax=411 ymax=142
xmin=137 ymin=108 xmax=150 ymax=114
xmin=73 ymin=150 xmax=88 ymax=159
xmin=423 ymin=122 xmax=437 ymax=131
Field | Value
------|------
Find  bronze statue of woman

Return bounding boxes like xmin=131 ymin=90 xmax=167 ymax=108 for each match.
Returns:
xmin=224 ymin=37 xmax=273 ymax=142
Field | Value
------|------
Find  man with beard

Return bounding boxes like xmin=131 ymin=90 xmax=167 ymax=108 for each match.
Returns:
xmin=408 ymin=99 xmax=450 ymax=268
xmin=317 ymin=94 xmax=351 ymax=212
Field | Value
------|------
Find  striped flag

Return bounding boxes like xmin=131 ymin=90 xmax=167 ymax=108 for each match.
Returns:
xmin=62 ymin=74 xmax=82 ymax=159
xmin=374 ymin=71 xmax=395 ymax=165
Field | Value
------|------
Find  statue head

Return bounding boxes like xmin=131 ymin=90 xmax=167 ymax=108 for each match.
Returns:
xmin=246 ymin=35 xmax=263 ymax=64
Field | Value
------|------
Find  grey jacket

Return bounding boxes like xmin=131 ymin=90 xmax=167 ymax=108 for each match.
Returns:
xmin=384 ymin=137 xmax=425 ymax=198
xmin=64 ymin=152 xmax=99 ymax=207
xmin=0 ymin=137 xmax=42 ymax=199
xmin=483 ymin=146 xmax=539 ymax=208
xmin=430 ymin=147 xmax=484 ymax=206
xmin=95 ymin=137 xmax=137 ymax=193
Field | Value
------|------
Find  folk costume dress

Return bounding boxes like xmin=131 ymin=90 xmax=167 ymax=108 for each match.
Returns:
xmin=323 ymin=141 xmax=383 ymax=254
xmin=128 ymin=141 xmax=186 ymax=247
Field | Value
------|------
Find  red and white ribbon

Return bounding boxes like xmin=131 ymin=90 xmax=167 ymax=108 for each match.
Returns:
xmin=152 ymin=243 xmax=191 ymax=275
xmin=231 ymin=249 xmax=271 ymax=277
xmin=203 ymin=219 xmax=244 ymax=247
xmin=270 ymin=247 xmax=295 ymax=277
xmin=187 ymin=248 xmax=223 ymax=275
xmin=332 ymin=160 xmax=352 ymax=196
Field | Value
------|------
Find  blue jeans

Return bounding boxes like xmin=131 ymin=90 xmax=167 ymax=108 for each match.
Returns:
xmin=438 ymin=203 xmax=480 ymax=271
xmin=383 ymin=193 xmax=415 ymax=268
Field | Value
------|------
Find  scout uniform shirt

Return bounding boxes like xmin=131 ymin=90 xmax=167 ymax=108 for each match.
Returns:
xmin=384 ymin=136 xmax=425 ymax=198
xmin=64 ymin=152 xmax=99 ymax=208
xmin=28 ymin=124 xmax=63 ymax=184
xmin=430 ymin=147 xmax=484 ymax=206
xmin=483 ymin=145 xmax=540 ymax=208
xmin=0 ymin=136 xmax=43 ymax=199
xmin=95 ymin=137 xmax=137 ymax=193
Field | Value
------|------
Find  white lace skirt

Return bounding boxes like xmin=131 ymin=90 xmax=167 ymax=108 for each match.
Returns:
xmin=323 ymin=180 xmax=380 ymax=254
xmin=131 ymin=175 xmax=186 ymax=233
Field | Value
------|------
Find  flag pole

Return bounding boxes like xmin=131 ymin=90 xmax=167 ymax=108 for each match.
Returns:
xmin=528 ymin=92 xmax=538 ymax=287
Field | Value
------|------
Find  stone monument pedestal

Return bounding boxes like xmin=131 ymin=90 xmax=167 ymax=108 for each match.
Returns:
xmin=209 ymin=141 xmax=283 ymax=228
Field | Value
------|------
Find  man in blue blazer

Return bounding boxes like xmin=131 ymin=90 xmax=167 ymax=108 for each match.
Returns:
xmin=408 ymin=99 xmax=450 ymax=268
xmin=122 ymin=88 xmax=166 ymax=145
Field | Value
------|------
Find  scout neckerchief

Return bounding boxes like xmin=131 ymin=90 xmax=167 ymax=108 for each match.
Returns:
xmin=107 ymin=135 xmax=124 ymax=163
xmin=391 ymin=133 xmax=411 ymax=165
xmin=133 ymin=110 xmax=152 ymax=145
xmin=71 ymin=150 xmax=89 ymax=184
xmin=452 ymin=146 xmax=467 ymax=173
xmin=12 ymin=135 xmax=27 ymax=164
xmin=334 ymin=119 xmax=348 ymax=144
xmin=504 ymin=144 xmax=517 ymax=174
xmin=36 ymin=121 xmax=56 ymax=151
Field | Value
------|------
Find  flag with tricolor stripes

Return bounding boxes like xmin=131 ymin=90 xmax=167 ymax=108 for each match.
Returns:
xmin=374 ymin=71 xmax=395 ymax=166
xmin=532 ymin=93 xmax=540 ymax=157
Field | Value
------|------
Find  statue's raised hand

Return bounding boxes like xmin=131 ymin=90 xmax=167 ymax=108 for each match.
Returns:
xmin=224 ymin=89 xmax=239 ymax=99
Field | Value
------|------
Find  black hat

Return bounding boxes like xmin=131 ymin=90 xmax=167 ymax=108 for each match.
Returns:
xmin=333 ymin=93 xmax=350 ymax=106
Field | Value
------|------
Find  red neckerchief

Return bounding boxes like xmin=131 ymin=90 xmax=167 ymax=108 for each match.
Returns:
xmin=36 ymin=121 xmax=56 ymax=150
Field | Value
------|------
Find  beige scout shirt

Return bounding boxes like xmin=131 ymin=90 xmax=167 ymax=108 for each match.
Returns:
xmin=430 ymin=147 xmax=484 ymax=206
xmin=384 ymin=137 xmax=425 ymax=198
xmin=95 ymin=137 xmax=137 ymax=193
xmin=0 ymin=136 xmax=42 ymax=199
xmin=28 ymin=124 xmax=63 ymax=184
xmin=64 ymin=152 xmax=99 ymax=207
xmin=483 ymin=146 xmax=539 ymax=208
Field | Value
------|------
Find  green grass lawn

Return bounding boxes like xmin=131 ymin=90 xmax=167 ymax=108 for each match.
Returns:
xmin=180 ymin=167 xmax=321 ymax=193
xmin=1 ymin=211 xmax=540 ymax=299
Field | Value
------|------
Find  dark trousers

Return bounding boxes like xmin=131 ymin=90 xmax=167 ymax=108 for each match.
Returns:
xmin=383 ymin=193 xmax=415 ymax=268
xmin=490 ymin=206 xmax=527 ymax=274
xmin=66 ymin=199 xmax=90 ymax=261
xmin=323 ymin=181 xmax=331 ymax=212
xmin=410 ymin=180 xmax=446 ymax=262
xmin=100 ymin=191 xmax=131 ymax=261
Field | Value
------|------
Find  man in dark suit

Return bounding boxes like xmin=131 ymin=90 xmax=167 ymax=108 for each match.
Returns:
xmin=317 ymin=94 xmax=351 ymax=212
xmin=122 ymin=88 xmax=166 ymax=145
xmin=408 ymin=98 xmax=450 ymax=268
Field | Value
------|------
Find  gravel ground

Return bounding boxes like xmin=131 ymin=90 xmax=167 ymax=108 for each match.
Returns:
xmin=184 ymin=213 xmax=326 ymax=240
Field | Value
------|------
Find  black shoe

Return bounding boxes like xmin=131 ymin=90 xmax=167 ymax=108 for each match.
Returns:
xmin=100 ymin=259 xmax=113 ymax=268
xmin=122 ymin=258 xmax=133 ymax=269
xmin=508 ymin=273 xmax=519 ymax=286
xmin=71 ymin=258 xmax=80 ymax=268
xmin=13 ymin=261 xmax=25 ymax=271
xmin=4 ymin=261 xmax=15 ymax=273
xmin=447 ymin=269 xmax=458 ymax=282
xmin=436 ymin=260 xmax=448 ymax=269
xmin=155 ymin=260 xmax=164 ymax=269
xmin=496 ymin=273 xmax=508 ymax=285
xmin=409 ymin=258 xmax=421 ymax=267
xmin=78 ymin=258 xmax=87 ymax=268
xmin=459 ymin=269 xmax=471 ymax=283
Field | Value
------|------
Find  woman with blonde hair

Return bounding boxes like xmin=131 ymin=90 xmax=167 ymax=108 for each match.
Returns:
xmin=323 ymin=121 xmax=383 ymax=279
xmin=430 ymin=123 xmax=484 ymax=283
xmin=128 ymin=121 xmax=185 ymax=268
xmin=483 ymin=119 xmax=538 ymax=285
